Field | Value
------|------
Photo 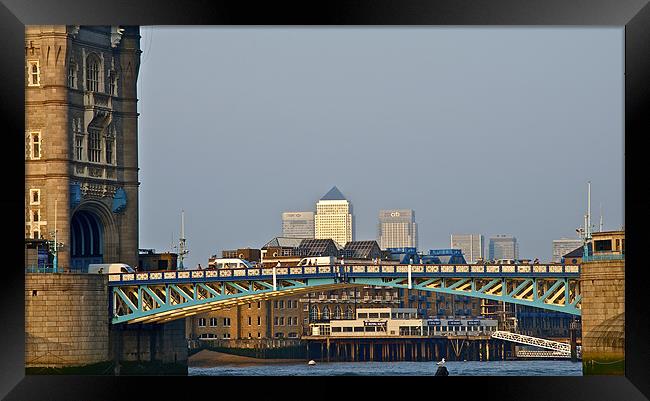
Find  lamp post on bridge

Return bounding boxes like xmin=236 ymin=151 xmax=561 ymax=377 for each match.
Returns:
xmin=48 ymin=199 xmax=64 ymax=273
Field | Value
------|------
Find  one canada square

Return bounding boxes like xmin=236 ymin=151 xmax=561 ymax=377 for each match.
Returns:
xmin=378 ymin=209 xmax=418 ymax=250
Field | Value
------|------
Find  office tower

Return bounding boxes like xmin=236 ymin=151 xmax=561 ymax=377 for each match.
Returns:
xmin=488 ymin=235 xmax=519 ymax=260
xmin=282 ymin=212 xmax=315 ymax=239
xmin=450 ymin=234 xmax=484 ymax=263
xmin=552 ymin=238 xmax=584 ymax=263
xmin=314 ymin=186 xmax=353 ymax=247
xmin=378 ymin=209 xmax=418 ymax=249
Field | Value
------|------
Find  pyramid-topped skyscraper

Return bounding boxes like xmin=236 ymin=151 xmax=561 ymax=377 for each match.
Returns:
xmin=320 ymin=186 xmax=346 ymax=201
xmin=315 ymin=186 xmax=353 ymax=247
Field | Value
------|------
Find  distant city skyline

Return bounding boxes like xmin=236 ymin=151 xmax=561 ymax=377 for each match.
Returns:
xmin=137 ymin=27 xmax=623 ymax=267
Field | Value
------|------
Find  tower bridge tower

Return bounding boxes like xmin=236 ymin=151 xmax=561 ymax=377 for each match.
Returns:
xmin=25 ymin=26 xmax=141 ymax=271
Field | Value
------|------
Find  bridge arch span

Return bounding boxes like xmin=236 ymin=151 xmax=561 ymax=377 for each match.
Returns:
xmin=70 ymin=199 xmax=119 ymax=271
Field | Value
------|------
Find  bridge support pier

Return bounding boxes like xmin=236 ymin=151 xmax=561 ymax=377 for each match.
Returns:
xmin=25 ymin=273 xmax=188 ymax=375
xmin=110 ymin=320 xmax=188 ymax=375
xmin=581 ymin=259 xmax=625 ymax=375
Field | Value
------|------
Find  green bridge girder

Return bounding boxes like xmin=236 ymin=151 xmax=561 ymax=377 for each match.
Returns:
xmin=109 ymin=264 xmax=581 ymax=324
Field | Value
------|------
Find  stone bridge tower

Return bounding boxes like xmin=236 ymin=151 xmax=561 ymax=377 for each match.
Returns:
xmin=25 ymin=26 xmax=141 ymax=271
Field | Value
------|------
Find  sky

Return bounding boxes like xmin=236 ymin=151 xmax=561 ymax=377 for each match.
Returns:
xmin=136 ymin=27 xmax=624 ymax=267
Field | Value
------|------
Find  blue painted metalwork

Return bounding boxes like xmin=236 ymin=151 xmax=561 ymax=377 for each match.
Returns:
xmin=582 ymin=253 xmax=624 ymax=262
xmin=428 ymin=249 xmax=463 ymax=256
xmin=112 ymin=187 xmax=127 ymax=213
xmin=108 ymin=263 xmax=582 ymax=324
xmin=69 ymin=182 xmax=81 ymax=210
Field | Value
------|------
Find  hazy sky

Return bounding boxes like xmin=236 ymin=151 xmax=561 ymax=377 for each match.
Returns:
xmin=137 ymin=27 xmax=623 ymax=267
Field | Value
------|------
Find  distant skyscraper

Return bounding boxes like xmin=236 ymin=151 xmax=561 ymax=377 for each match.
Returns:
xmin=552 ymin=238 xmax=583 ymax=263
xmin=314 ymin=186 xmax=353 ymax=247
xmin=378 ymin=209 xmax=418 ymax=250
xmin=488 ymin=235 xmax=519 ymax=260
xmin=282 ymin=212 xmax=315 ymax=239
xmin=450 ymin=234 xmax=484 ymax=263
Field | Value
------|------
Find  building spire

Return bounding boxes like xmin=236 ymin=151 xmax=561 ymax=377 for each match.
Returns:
xmin=320 ymin=186 xmax=346 ymax=201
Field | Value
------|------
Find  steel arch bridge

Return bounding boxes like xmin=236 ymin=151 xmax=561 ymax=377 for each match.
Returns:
xmin=109 ymin=263 xmax=581 ymax=324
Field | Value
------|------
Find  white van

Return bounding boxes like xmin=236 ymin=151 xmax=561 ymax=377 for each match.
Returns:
xmin=88 ymin=263 xmax=134 ymax=274
xmin=208 ymin=258 xmax=254 ymax=269
xmin=297 ymin=256 xmax=337 ymax=267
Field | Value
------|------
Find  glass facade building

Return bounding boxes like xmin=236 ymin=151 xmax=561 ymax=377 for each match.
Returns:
xmin=552 ymin=238 xmax=583 ymax=263
xmin=377 ymin=209 xmax=418 ymax=250
xmin=450 ymin=234 xmax=484 ymax=264
xmin=282 ymin=212 xmax=315 ymax=239
xmin=488 ymin=235 xmax=519 ymax=261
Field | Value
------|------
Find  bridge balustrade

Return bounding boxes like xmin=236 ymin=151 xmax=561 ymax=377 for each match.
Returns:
xmin=107 ymin=263 xmax=580 ymax=284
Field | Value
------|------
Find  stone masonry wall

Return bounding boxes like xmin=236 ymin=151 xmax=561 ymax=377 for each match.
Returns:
xmin=113 ymin=319 xmax=187 ymax=364
xmin=580 ymin=259 xmax=625 ymax=372
xmin=25 ymin=273 xmax=109 ymax=367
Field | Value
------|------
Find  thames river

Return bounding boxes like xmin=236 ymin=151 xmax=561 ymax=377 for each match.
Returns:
xmin=189 ymin=360 xmax=582 ymax=376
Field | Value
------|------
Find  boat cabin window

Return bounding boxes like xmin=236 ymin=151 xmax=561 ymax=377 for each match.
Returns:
xmin=331 ymin=327 xmax=341 ymax=332
xmin=365 ymin=327 xmax=376 ymax=332
xmin=368 ymin=313 xmax=379 ymax=318
xmin=354 ymin=327 xmax=364 ymax=332
xmin=357 ymin=313 xmax=368 ymax=318
xmin=342 ymin=327 xmax=353 ymax=332
xmin=380 ymin=313 xmax=390 ymax=318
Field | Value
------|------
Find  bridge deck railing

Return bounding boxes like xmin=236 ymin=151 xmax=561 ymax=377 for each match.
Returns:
xmin=107 ymin=264 xmax=580 ymax=285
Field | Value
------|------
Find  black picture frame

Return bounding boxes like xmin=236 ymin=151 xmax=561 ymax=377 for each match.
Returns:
xmin=1 ymin=0 xmax=648 ymax=400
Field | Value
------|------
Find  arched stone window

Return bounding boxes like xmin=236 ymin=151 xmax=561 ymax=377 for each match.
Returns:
xmin=322 ymin=305 xmax=330 ymax=320
xmin=68 ymin=61 xmax=77 ymax=88
xmin=334 ymin=305 xmax=342 ymax=320
xmin=310 ymin=305 xmax=319 ymax=321
xmin=86 ymin=54 xmax=100 ymax=92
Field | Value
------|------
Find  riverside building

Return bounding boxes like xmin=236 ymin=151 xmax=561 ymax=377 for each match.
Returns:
xmin=309 ymin=307 xmax=498 ymax=337
xmin=378 ymin=209 xmax=418 ymax=250
xmin=314 ymin=187 xmax=353 ymax=247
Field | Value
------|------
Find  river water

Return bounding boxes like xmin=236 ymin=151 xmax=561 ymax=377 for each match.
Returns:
xmin=189 ymin=360 xmax=582 ymax=376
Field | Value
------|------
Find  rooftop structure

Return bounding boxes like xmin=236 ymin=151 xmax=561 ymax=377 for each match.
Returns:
xmin=342 ymin=241 xmax=382 ymax=260
xmin=298 ymin=238 xmax=340 ymax=257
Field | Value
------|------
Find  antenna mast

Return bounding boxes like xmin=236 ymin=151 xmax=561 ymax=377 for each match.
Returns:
xmin=583 ymin=181 xmax=592 ymax=260
xmin=177 ymin=210 xmax=189 ymax=269
xmin=599 ymin=203 xmax=603 ymax=232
